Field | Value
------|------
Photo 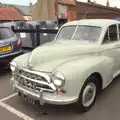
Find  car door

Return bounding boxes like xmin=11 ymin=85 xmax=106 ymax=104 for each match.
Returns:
xmin=100 ymin=24 xmax=120 ymax=77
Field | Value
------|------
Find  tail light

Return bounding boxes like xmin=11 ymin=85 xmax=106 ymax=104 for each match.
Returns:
xmin=2 ymin=60 xmax=9 ymax=64
xmin=16 ymin=39 xmax=22 ymax=46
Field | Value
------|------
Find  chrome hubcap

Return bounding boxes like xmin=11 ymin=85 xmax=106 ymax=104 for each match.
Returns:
xmin=82 ymin=82 xmax=96 ymax=107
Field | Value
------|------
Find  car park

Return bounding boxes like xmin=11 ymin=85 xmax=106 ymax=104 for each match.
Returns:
xmin=10 ymin=19 xmax=120 ymax=112
xmin=0 ymin=27 xmax=23 ymax=66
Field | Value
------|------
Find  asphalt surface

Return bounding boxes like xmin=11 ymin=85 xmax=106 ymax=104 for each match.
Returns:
xmin=0 ymin=67 xmax=120 ymax=120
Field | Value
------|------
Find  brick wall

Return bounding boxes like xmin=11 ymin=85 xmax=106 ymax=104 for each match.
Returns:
xmin=67 ymin=6 xmax=76 ymax=21
xmin=76 ymin=2 xmax=120 ymax=20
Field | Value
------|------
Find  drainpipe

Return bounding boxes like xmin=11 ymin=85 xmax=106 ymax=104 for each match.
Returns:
xmin=106 ymin=0 xmax=110 ymax=7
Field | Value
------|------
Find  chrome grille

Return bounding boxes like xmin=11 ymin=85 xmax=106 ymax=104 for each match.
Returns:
xmin=17 ymin=70 xmax=47 ymax=82
xmin=14 ymin=69 xmax=53 ymax=93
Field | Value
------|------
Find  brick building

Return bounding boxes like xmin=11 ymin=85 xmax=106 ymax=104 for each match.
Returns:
xmin=76 ymin=1 xmax=120 ymax=20
xmin=31 ymin=0 xmax=76 ymax=22
xmin=0 ymin=3 xmax=32 ymax=21
xmin=0 ymin=7 xmax=25 ymax=23
xmin=57 ymin=0 xmax=76 ymax=21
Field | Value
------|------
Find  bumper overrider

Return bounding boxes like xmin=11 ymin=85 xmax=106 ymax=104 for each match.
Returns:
xmin=10 ymin=68 xmax=78 ymax=105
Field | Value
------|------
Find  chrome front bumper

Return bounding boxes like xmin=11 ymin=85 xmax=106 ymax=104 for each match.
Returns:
xmin=11 ymin=78 xmax=78 ymax=105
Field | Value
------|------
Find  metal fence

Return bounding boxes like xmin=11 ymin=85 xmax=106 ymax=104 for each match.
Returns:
xmin=11 ymin=25 xmax=58 ymax=52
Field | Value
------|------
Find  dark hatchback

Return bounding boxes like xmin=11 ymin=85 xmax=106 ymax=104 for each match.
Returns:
xmin=0 ymin=27 xmax=23 ymax=66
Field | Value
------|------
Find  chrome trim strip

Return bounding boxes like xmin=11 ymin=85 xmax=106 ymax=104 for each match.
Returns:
xmin=49 ymin=83 xmax=57 ymax=91
xmin=39 ymin=90 xmax=44 ymax=105
xmin=18 ymin=74 xmax=49 ymax=86
xmin=36 ymin=87 xmax=53 ymax=93
xmin=15 ymin=84 xmax=40 ymax=99
xmin=44 ymin=97 xmax=78 ymax=105
xmin=23 ymin=68 xmax=51 ymax=83
xmin=17 ymin=74 xmax=57 ymax=91
xmin=20 ymin=84 xmax=54 ymax=93
xmin=0 ymin=50 xmax=22 ymax=58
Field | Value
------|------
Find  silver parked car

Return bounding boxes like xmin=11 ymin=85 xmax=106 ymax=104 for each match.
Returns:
xmin=0 ymin=27 xmax=23 ymax=66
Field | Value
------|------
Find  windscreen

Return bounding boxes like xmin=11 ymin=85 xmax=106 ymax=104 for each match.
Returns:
xmin=55 ymin=25 xmax=102 ymax=43
xmin=55 ymin=26 xmax=76 ymax=40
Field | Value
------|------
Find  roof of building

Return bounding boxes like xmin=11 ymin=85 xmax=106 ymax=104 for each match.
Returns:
xmin=76 ymin=1 xmax=120 ymax=12
xmin=11 ymin=4 xmax=31 ymax=16
xmin=63 ymin=19 xmax=120 ymax=28
xmin=58 ymin=0 xmax=76 ymax=6
xmin=0 ymin=4 xmax=31 ymax=16
xmin=5 ymin=4 xmax=31 ymax=16
xmin=0 ymin=7 xmax=25 ymax=21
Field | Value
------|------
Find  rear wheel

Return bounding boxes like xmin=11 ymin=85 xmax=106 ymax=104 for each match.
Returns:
xmin=77 ymin=76 xmax=99 ymax=112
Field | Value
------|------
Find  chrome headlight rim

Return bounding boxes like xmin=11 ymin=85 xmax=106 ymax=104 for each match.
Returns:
xmin=52 ymin=72 xmax=65 ymax=88
xmin=10 ymin=61 xmax=17 ymax=72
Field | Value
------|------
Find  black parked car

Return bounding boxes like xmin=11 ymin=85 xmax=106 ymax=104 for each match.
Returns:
xmin=0 ymin=27 xmax=23 ymax=66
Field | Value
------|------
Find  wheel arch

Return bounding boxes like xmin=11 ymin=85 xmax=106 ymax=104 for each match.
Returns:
xmin=89 ymin=72 xmax=103 ymax=93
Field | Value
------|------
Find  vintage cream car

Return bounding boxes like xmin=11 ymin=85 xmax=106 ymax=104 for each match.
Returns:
xmin=10 ymin=19 xmax=120 ymax=112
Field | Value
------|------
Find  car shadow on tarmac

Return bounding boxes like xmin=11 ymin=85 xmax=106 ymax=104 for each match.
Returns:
xmin=0 ymin=66 xmax=11 ymax=75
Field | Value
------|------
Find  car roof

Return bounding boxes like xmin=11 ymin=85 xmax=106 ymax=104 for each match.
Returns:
xmin=63 ymin=19 xmax=120 ymax=28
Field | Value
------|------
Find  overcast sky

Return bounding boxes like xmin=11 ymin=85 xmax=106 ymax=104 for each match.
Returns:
xmin=1 ymin=0 xmax=120 ymax=8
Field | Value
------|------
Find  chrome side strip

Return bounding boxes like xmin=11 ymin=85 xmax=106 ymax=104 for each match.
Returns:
xmin=36 ymin=87 xmax=53 ymax=92
xmin=113 ymin=70 xmax=120 ymax=79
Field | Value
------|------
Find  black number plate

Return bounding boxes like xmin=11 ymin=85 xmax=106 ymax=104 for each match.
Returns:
xmin=19 ymin=92 xmax=37 ymax=105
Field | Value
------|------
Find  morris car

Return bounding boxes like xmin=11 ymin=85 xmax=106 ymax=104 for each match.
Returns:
xmin=10 ymin=19 xmax=120 ymax=112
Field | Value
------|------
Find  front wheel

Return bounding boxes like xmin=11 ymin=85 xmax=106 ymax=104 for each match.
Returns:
xmin=77 ymin=76 xmax=98 ymax=112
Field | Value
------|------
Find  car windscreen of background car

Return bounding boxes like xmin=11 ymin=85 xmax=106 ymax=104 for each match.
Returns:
xmin=72 ymin=26 xmax=102 ymax=42
xmin=0 ymin=28 xmax=14 ymax=40
xmin=55 ymin=26 xmax=76 ymax=40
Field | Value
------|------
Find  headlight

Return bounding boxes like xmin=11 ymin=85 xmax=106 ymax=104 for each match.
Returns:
xmin=10 ymin=61 xmax=17 ymax=72
xmin=52 ymin=72 xmax=65 ymax=87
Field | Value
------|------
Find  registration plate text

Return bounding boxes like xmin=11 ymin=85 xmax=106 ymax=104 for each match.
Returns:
xmin=0 ymin=46 xmax=12 ymax=53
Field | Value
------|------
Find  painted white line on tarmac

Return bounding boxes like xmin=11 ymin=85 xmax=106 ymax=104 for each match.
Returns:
xmin=0 ymin=93 xmax=17 ymax=102
xmin=0 ymin=93 xmax=34 ymax=119
xmin=0 ymin=102 xmax=34 ymax=120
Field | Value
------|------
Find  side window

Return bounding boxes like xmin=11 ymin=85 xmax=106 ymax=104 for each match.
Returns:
xmin=103 ymin=29 xmax=109 ymax=44
xmin=119 ymin=25 xmax=120 ymax=39
xmin=109 ymin=25 xmax=117 ymax=42
xmin=103 ymin=25 xmax=118 ymax=44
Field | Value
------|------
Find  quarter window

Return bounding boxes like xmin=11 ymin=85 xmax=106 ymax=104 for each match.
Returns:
xmin=103 ymin=25 xmax=118 ymax=44
xmin=119 ymin=25 xmax=120 ymax=39
xmin=109 ymin=25 xmax=117 ymax=42
xmin=103 ymin=30 xmax=109 ymax=44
